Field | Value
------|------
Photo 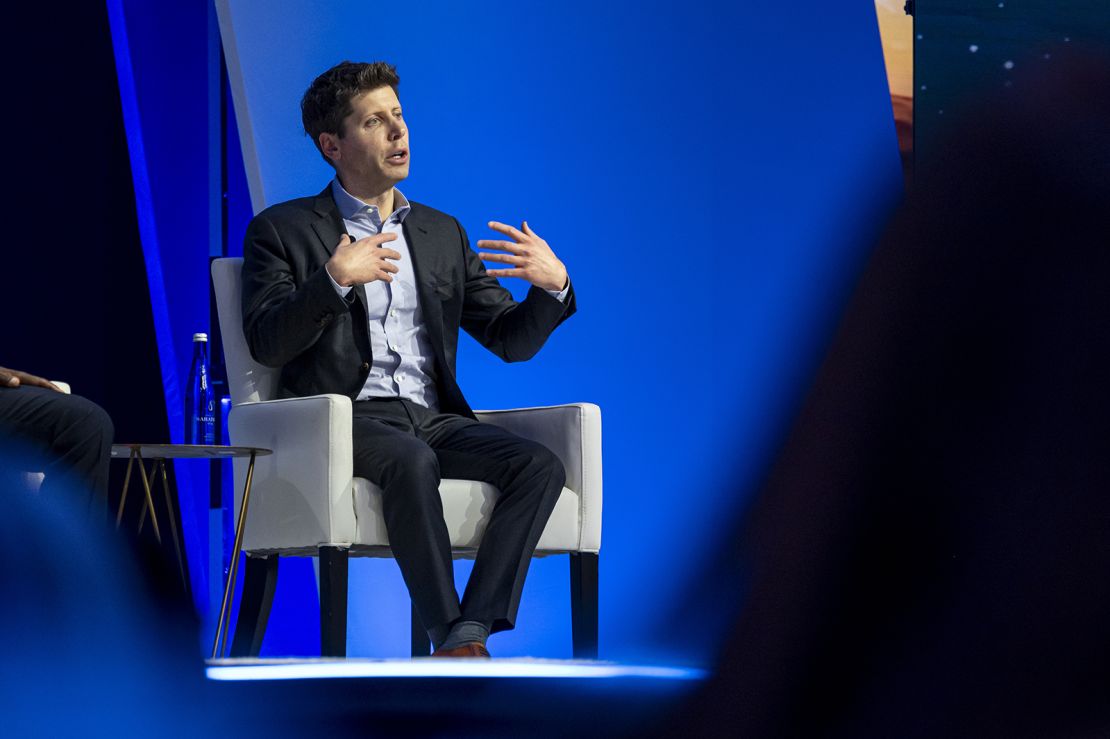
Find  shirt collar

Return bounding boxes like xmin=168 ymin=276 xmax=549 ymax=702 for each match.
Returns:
xmin=330 ymin=177 xmax=411 ymax=224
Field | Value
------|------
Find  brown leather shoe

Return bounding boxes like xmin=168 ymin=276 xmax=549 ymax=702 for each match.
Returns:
xmin=432 ymin=642 xmax=491 ymax=658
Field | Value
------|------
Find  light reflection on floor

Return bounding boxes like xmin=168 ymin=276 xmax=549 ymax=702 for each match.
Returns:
xmin=206 ymin=657 xmax=707 ymax=682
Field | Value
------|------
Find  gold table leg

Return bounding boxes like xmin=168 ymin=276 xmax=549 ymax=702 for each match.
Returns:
xmin=157 ymin=460 xmax=187 ymax=585
xmin=115 ymin=448 xmax=162 ymax=543
xmin=211 ymin=450 xmax=257 ymax=659
xmin=115 ymin=450 xmax=137 ymax=528
xmin=134 ymin=453 xmax=162 ymax=543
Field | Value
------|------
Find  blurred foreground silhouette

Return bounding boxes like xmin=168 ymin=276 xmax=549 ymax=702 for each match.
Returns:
xmin=667 ymin=52 xmax=1110 ymax=738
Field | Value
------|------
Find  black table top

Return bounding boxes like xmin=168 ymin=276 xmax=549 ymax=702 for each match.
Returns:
xmin=110 ymin=444 xmax=272 ymax=460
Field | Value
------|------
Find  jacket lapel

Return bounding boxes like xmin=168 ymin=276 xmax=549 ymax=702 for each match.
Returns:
xmin=403 ymin=206 xmax=448 ymax=362
xmin=310 ymin=186 xmax=367 ymax=306
xmin=310 ymin=186 xmax=343 ymax=257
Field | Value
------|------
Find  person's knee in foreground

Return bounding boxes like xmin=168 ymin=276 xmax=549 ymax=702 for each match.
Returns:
xmin=0 ymin=365 xmax=114 ymax=508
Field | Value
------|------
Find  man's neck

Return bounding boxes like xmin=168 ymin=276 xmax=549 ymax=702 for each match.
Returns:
xmin=336 ymin=175 xmax=395 ymax=217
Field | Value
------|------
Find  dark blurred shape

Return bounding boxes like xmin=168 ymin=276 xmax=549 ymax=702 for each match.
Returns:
xmin=668 ymin=52 xmax=1110 ymax=737
xmin=0 ymin=447 xmax=213 ymax=735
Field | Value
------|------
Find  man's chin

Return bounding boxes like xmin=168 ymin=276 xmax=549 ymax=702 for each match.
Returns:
xmin=377 ymin=168 xmax=408 ymax=187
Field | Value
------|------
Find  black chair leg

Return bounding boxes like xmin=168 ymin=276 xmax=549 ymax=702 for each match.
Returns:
xmin=229 ymin=554 xmax=278 ymax=657
xmin=570 ymin=552 xmax=599 ymax=659
xmin=319 ymin=546 xmax=349 ymax=657
xmin=411 ymin=600 xmax=431 ymax=657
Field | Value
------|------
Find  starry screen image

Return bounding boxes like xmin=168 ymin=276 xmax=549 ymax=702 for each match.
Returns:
xmin=914 ymin=0 xmax=1110 ymax=161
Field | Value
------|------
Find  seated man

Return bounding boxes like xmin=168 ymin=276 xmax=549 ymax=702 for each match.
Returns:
xmin=0 ymin=366 xmax=114 ymax=505
xmin=241 ymin=61 xmax=576 ymax=657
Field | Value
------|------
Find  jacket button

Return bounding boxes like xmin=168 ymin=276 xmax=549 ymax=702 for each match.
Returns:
xmin=360 ymin=362 xmax=370 ymax=371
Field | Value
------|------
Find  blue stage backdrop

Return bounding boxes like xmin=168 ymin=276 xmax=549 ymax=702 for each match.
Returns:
xmin=112 ymin=0 xmax=901 ymax=660
xmin=107 ymin=0 xmax=212 ymax=615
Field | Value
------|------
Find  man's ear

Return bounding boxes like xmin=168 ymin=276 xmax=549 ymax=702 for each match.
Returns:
xmin=319 ymin=132 xmax=340 ymax=164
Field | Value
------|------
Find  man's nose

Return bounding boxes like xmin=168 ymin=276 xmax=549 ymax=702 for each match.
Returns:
xmin=389 ymin=123 xmax=406 ymax=140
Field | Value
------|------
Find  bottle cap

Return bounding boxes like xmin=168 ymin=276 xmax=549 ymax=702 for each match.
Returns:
xmin=193 ymin=333 xmax=208 ymax=342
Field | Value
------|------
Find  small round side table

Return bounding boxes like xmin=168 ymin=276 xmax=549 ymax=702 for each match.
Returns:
xmin=110 ymin=443 xmax=272 ymax=660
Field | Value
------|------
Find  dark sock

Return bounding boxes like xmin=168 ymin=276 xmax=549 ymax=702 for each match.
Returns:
xmin=437 ymin=620 xmax=490 ymax=651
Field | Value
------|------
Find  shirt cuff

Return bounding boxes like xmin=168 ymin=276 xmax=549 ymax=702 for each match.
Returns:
xmin=545 ymin=278 xmax=570 ymax=303
xmin=325 ymin=264 xmax=353 ymax=298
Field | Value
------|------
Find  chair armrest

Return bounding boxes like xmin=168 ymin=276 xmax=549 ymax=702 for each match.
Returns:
xmin=228 ymin=393 xmax=354 ymax=550
xmin=474 ymin=403 xmax=602 ymax=552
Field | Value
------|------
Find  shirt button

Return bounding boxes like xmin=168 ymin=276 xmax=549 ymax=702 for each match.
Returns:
xmin=360 ymin=362 xmax=370 ymax=371
xmin=390 ymin=309 xmax=398 ymax=318
xmin=390 ymin=343 xmax=399 ymax=351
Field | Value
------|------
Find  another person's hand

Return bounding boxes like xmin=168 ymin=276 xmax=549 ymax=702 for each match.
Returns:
xmin=0 ymin=366 xmax=62 ymax=391
xmin=325 ymin=232 xmax=401 ymax=286
xmin=477 ymin=221 xmax=568 ymax=292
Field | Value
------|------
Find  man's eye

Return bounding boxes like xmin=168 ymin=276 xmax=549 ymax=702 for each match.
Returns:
xmin=366 ymin=118 xmax=380 ymax=127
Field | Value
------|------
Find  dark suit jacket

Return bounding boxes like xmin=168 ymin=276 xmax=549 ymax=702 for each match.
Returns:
xmin=240 ymin=186 xmax=576 ymax=417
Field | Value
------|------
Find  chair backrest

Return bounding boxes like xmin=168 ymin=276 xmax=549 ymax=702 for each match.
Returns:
xmin=211 ymin=258 xmax=280 ymax=405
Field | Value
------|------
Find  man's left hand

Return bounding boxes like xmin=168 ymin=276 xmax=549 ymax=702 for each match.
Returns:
xmin=477 ymin=221 xmax=568 ymax=292
xmin=0 ymin=366 xmax=61 ymax=391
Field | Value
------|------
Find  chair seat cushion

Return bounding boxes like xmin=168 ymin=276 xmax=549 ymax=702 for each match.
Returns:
xmin=352 ymin=478 xmax=582 ymax=553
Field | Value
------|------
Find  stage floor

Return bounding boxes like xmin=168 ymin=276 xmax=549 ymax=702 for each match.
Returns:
xmin=203 ymin=658 xmax=706 ymax=738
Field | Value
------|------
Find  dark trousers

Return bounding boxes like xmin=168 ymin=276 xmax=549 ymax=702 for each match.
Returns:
xmin=0 ymin=386 xmax=114 ymax=505
xmin=351 ymin=398 xmax=564 ymax=635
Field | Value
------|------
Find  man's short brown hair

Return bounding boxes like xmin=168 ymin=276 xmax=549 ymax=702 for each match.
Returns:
xmin=301 ymin=61 xmax=400 ymax=164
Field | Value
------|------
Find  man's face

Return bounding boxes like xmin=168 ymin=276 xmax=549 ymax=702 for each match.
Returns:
xmin=321 ymin=85 xmax=409 ymax=191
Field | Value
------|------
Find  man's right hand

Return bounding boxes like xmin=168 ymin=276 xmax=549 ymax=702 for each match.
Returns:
xmin=325 ymin=233 xmax=401 ymax=287
xmin=0 ymin=366 xmax=61 ymax=391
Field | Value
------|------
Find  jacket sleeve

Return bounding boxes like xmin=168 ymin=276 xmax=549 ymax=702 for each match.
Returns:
xmin=456 ymin=219 xmax=576 ymax=362
xmin=240 ymin=214 xmax=352 ymax=368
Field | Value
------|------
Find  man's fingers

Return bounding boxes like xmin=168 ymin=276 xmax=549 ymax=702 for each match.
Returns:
xmin=363 ymin=233 xmax=399 ymax=245
xmin=0 ymin=370 xmax=59 ymax=391
xmin=377 ymin=248 xmax=402 ymax=261
xmin=475 ymin=239 xmax=525 ymax=254
xmin=381 ymin=261 xmax=400 ymax=274
xmin=352 ymin=232 xmax=398 ymax=248
xmin=337 ymin=234 xmax=353 ymax=248
xmin=486 ymin=268 xmax=525 ymax=279
xmin=487 ymin=221 xmax=527 ymax=242
xmin=522 ymin=220 xmax=536 ymax=236
xmin=20 ymin=373 xmax=59 ymax=391
xmin=479 ymin=252 xmax=524 ymax=266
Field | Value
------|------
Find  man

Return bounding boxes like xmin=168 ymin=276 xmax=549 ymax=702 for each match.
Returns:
xmin=241 ymin=61 xmax=575 ymax=657
xmin=0 ymin=365 xmax=114 ymax=504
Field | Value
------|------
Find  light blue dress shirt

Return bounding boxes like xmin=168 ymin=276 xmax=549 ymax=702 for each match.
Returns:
xmin=327 ymin=180 xmax=440 ymax=408
xmin=325 ymin=178 xmax=569 ymax=410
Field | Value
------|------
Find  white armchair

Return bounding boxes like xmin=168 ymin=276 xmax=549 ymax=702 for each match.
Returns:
xmin=211 ymin=258 xmax=602 ymax=658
